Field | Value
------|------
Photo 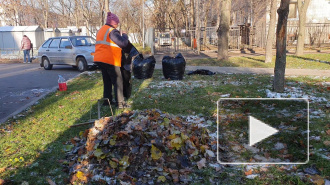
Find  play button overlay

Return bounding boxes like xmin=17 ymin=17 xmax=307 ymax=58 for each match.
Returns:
xmin=217 ymin=98 xmax=309 ymax=165
xmin=249 ymin=116 xmax=279 ymax=146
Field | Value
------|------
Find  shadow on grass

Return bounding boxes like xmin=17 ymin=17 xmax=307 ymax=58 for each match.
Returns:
xmin=242 ymin=56 xmax=265 ymax=63
xmin=288 ymin=55 xmax=330 ymax=64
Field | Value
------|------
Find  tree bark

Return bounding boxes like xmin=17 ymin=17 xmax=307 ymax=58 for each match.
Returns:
xmin=273 ymin=0 xmax=290 ymax=93
xmin=217 ymin=0 xmax=231 ymax=61
xmin=190 ymin=0 xmax=195 ymax=49
xmin=203 ymin=0 xmax=211 ymax=46
xmin=265 ymin=0 xmax=277 ymax=63
xmin=195 ymin=0 xmax=201 ymax=54
xmin=295 ymin=0 xmax=311 ymax=56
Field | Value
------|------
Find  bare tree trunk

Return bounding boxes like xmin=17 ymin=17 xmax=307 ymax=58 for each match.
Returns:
xmin=295 ymin=0 xmax=311 ymax=56
xmin=203 ymin=0 xmax=211 ymax=46
xmin=273 ymin=0 xmax=290 ymax=93
xmin=105 ymin=0 xmax=109 ymax=12
xmin=218 ymin=0 xmax=231 ymax=61
xmin=195 ymin=0 xmax=201 ymax=54
xmin=265 ymin=0 xmax=277 ymax=63
xmin=74 ymin=0 xmax=80 ymax=29
xmin=190 ymin=0 xmax=195 ymax=49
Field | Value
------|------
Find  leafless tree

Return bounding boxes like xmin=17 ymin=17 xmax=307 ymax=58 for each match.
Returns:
xmin=265 ymin=0 xmax=277 ymax=63
xmin=295 ymin=0 xmax=311 ymax=56
xmin=218 ymin=0 xmax=231 ymax=60
xmin=274 ymin=0 xmax=290 ymax=93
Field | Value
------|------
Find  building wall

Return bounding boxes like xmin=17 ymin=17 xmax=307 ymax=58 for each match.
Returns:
xmin=306 ymin=0 xmax=330 ymax=23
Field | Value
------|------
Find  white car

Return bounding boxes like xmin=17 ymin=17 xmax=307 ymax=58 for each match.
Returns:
xmin=38 ymin=36 xmax=96 ymax=72
xmin=158 ymin=33 xmax=171 ymax=46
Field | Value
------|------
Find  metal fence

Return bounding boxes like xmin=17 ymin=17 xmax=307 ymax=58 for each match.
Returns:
xmin=154 ymin=26 xmax=248 ymax=54
xmin=287 ymin=23 xmax=330 ymax=47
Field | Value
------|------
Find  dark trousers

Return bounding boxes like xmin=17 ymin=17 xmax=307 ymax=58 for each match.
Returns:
xmin=95 ymin=62 xmax=124 ymax=104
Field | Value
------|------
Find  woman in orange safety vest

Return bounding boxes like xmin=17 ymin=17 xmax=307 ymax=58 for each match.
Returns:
xmin=94 ymin=12 xmax=131 ymax=109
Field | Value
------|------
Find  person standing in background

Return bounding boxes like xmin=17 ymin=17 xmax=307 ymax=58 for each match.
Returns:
xmin=21 ymin=35 xmax=32 ymax=63
xmin=94 ymin=12 xmax=131 ymax=109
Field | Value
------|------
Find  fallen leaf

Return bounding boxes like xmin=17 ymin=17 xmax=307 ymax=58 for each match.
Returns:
xmin=310 ymin=175 xmax=325 ymax=185
xmin=46 ymin=178 xmax=56 ymax=185
xmin=157 ymin=176 xmax=166 ymax=182
xmin=109 ymin=161 xmax=118 ymax=169
xmin=326 ymin=129 xmax=330 ymax=135
xmin=200 ymin=145 xmax=209 ymax=153
xmin=197 ymin=158 xmax=206 ymax=169
xmin=167 ymin=134 xmax=177 ymax=140
xmin=171 ymin=137 xmax=183 ymax=150
xmin=119 ymin=156 xmax=130 ymax=169
xmin=169 ymin=169 xmax=179 ymax=183
xmin=94 ymin=149 xmax=104 ymax=158
xmin=151 ymin=145 xmax=162 ymax=160
xmin=245 ymin=169 xmax=253 ymax=176
xmin=0 ymin=167 xmax=5 ymax=174
xmin=76 ymin=171 xmax=87 ymax=182
xmin=324 ymin=141 xmax=330 ymax=146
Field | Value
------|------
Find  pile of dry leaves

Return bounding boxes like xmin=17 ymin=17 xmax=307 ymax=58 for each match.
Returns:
xmin=64 ymin=109 xmax=219 ymax=184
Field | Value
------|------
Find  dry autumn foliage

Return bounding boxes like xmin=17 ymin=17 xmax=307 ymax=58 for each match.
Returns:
xmin=63 ymin=109 xmax=217 ymax=184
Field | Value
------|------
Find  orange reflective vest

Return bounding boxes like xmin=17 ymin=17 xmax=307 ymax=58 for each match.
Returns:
xmin=94 ymin=25 xmax=122 ymax=67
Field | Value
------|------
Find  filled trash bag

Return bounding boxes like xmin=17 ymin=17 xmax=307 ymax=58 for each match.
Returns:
xmin=132 ymin=54 xmax=156 ymax=79
xmin=187 ymin=69 xmax=215 ymax=75
xmin=121 ymin=52 xmax=132 ymax=99
xmin=162 ymin=53 xmax=186 ymax=80
xmin=121 ymin=41 xmax=140 ymax=99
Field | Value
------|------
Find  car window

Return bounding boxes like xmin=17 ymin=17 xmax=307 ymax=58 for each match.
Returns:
xmin=70 ymin=37 xmax=96 ymax=47
xmin=42 ymin=39 xmax=52 ymax=48
xmin=49 ymin=39 xmax=60 ymax=48
xmin=160 ymin=33 xmax=170 ymax=38
xmin=60 ymin=38 xmax=71 ymax=48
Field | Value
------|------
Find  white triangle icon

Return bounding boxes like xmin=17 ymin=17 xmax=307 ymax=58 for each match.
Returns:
xmin=249 ymin=116 xmax=279 ymax=146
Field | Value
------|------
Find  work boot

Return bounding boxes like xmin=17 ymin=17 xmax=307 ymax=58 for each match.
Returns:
xmin=118 ymin=102 xmax=131 ymax=109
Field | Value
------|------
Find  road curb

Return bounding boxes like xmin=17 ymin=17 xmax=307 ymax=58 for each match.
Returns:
xmin=0 ymin=72 xmax=86 ymax=125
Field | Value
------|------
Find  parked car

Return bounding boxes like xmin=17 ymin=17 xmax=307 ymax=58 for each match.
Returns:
xmin=38 ymin=36 xmax=96 ymax=72
xmin=158 ymin=33 xmax=172 ymax=46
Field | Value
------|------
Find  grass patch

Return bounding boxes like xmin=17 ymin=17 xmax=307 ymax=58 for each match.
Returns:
xmin=187 ymin=53 xmax=330 ymax=70
xmin=0 ymin=70 xmax=329 ymax=184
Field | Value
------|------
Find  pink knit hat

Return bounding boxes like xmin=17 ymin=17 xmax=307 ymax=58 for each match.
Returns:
xmin=106 ymin=12 xmax=120 ymax=26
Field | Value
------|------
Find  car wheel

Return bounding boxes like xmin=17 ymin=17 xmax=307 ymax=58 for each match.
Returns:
xmin=77 ymin=57 xmax=87 ymax=72
xmin=43 ymin=57 xmax=53 ymax=70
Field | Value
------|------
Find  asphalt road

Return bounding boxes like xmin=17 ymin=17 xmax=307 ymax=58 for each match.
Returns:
xmin=0 ymin=63 xmax=81 ymax=124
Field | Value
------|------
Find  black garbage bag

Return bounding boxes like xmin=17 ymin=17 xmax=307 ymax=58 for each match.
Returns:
xmin=187 ymin=69 xmax=215 ymax=75
xmin=121 ymin=52 xmax=132 ymax=99
xmin=162 ymin=53 xmax=186 ymax=80
xmin=121 ymin=42 xmax=140 ymax=99
xmin=132 ymin=54 xmax=156 ymax=79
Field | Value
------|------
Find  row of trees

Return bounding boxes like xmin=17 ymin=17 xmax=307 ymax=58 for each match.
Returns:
xmin=1 ymin=0 xmax=312 ymax=92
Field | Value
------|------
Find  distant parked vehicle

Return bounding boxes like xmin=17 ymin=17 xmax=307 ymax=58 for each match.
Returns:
xmin=38 ymin=36 xmax=96 ymax=72
xmin=158 ymin=33 xmax=172 ymax=46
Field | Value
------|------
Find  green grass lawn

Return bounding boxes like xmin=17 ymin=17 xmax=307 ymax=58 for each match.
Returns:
xmin=0 ymin=70 xmax=329 ymax=184
xmin=187 ymin=53 xmax=330 ymax=70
